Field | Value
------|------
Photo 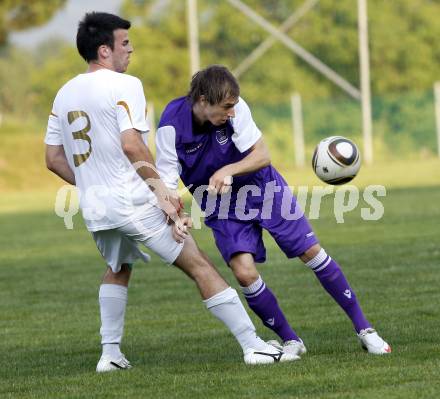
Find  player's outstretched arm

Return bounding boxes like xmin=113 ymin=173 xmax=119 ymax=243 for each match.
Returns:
xmin=45 ymin=144 xmax=75 ymax=185
xmin=208 ymin=138 xmax=270 ymax=194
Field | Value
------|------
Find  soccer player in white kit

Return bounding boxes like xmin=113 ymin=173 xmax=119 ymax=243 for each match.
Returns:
xmin=44 ymin=12 xmax=297 ymax=372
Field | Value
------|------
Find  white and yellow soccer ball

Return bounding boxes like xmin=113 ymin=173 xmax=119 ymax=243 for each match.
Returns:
xmin=312 ymin=136 xmax=361 ymax=185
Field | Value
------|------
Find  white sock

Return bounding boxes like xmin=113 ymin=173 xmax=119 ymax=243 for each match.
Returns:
xmin=203 ymin=287 xmax=267 ymax=352
xmin=102 ymin=343 xmax=122 ymax=359
xmin=99 ymin=284 xmax=127 ymax=357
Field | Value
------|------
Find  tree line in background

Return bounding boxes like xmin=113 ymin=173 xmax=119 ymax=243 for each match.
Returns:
xmin=0 ymin=0 xmax=67 ymax=46
xmin=0 ymin=0 xmax=439 ymax=158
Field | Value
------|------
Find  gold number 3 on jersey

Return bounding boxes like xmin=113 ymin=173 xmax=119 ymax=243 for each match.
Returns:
xmin=68 ymin=110 xmax=92 ymax=167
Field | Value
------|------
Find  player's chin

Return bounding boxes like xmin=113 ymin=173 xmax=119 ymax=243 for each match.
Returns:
xmin=214 ymin=119 xmax=227 ymax=126
xmin=121 ymin=61 xmax=130 ymax=72
xmin=117 ymin=65 xmax=128 ymax=73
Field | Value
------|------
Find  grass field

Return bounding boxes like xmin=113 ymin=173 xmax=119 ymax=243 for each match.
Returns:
xmin=1 ymin=178 xmax=439 ymax=398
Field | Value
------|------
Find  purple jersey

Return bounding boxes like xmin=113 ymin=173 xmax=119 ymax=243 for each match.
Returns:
xmin=158 ymin=97 xmax=271 ymax=216
xmin=158 ymin=96 xmax=247 ymax=188
xmin=156 ymin=96 xmax=318 ymax=262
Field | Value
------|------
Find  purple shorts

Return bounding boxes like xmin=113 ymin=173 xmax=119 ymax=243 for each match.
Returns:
xmin=205 ymin=170 xmax=319 ymax=264
xmin=207 ymin=214 xmax=318 ymax=264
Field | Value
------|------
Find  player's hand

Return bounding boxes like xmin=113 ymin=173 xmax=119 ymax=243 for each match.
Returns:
xmin=158 ymin=199 xmax=179 ymax=224
xmin=208 ymin=167 xmax=233 ymax=195
xmin=168 ymin=191 xmax=184 ymax=214
xmin=172 ymin=213 xmax=192 ymax=243
xmin=157 ymin=190 xmax=183 ymax=224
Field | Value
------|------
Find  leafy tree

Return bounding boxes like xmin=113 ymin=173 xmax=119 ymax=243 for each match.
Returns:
xmin=0 ymin=0 xmax=67 ymax=46
xmin=0 ymin=49 xmax=34 ymax=114
xmin=120 ymin=0 xmax=190 ymax=109
xmin=119 ymin=0 xmax=439 ymax=103
xmin=1 ymin=0 xmax=438 ymax=157
xmin=29 ymin=43 xmax=86 ymax=116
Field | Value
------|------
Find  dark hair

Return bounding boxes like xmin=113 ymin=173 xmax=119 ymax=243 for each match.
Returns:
xmin=76 ymin=12 xmax=131 ymax=62
xmin=188 ymin=65 xmax=240 ymax=105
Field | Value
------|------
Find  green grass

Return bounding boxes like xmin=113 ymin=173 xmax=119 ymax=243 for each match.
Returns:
xmin=1 ymin=184 xmax=439 ymax=398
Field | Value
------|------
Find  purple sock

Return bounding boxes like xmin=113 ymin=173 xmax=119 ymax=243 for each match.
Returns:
xmin=306 ymin=249 xmax=371 ymax=333
xmin=242 ymin=276 xmax=299 ymax=342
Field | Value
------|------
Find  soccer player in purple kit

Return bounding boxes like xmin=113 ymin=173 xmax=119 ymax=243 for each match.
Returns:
xmin=45 ymin=16 xmax=298 ymax=371
xmin=156 ymin=65 xmax=391 ymax=356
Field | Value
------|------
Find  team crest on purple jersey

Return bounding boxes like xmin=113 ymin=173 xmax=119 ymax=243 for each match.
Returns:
xmin=215 ymin=128 xmax=228 ymax=145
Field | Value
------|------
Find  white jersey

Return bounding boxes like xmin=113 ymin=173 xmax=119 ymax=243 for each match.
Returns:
xmin=45 ymin=69 xmax=155 ymax=232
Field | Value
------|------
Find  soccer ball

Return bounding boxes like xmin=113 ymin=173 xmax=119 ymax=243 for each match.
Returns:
xmin=312 ymin=136 xmax=361 ymax=185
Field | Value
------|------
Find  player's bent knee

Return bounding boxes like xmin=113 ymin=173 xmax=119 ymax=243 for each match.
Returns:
xmin=299 ymin=244 xmax=322 ymax=264
xmin=229 ymin=255 xmax=259 ymax=287
xmin=232 ymin=268 xmax=259 ymax=287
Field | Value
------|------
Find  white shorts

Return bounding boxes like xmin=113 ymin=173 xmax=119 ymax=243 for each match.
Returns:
xmin=92 ymin=206 xmax=183 ymax=273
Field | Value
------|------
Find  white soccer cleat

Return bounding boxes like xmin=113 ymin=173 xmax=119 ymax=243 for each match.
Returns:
xmin=243 ymin=343 xmax=300 ymax=365
xmin=358 ymin=328 xmax=391 ymax=355
xmin=96 ymin=354 xmax=132 ymax=372
xmin=267 ymin=339 xmax=307 ymax=357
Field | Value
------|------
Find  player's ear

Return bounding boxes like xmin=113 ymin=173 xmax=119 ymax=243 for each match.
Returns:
xmin=98 ymin=45 xmax=111 ymax=59
xmin=199 ymin=95 xmax=207 ymax=105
